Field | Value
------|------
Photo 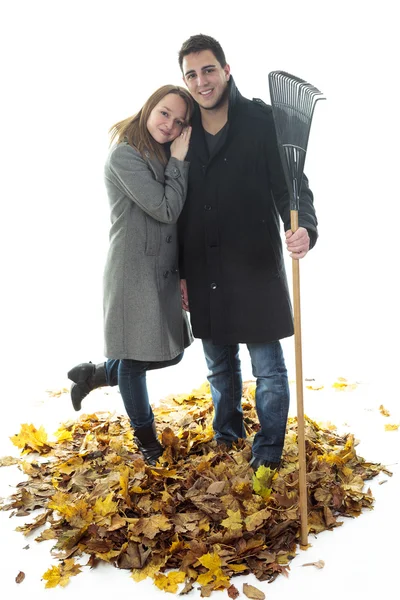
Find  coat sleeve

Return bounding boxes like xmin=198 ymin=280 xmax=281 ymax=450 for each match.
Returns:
xmin=106 ymin=144 xmax=190 ymax=224
xmin=264 ymin=110 xmax=319 ymax=249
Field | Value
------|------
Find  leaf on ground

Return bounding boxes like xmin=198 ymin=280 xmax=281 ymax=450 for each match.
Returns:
xmin=228 ymin=584 xmax=240 ymax=598
xmin=42 ymin=559 xmax=82 ymax=588
xmin=379 ymin=405 xmax=390 ymax=417
xmin=0 ymin=456 xmax=19 ymax=467
xmin=0 ymin=380 xmax=387 ymax=596
xmin=221 ymin=509 xmax=242 ymax=531
xmin=243 ymin=582 xmax=266 ymax=599
xmin=385 ymin=423 xmax=399 ymax=431
xmin=302 ymin=560 xmax=325 ymax=569
xmin=10 ymin=424 xmax=53 ymax=454
xmin=154 ymin=571 xmax=186 ymax=593
xmin=15 ymin=571 xmax=25 ymax=583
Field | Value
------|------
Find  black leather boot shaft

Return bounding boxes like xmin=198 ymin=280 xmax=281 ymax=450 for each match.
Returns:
xmin=67 ymin=362 xmax=107 ymax=411
xmin=134 ymin=422 xmax=163 ymax=466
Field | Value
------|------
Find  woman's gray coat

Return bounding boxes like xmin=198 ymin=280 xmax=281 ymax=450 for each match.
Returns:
xmin=103 ymin=142 xmax=193 ymax=361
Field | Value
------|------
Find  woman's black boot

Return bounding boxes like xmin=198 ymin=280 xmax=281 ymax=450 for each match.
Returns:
xmin=134 ymin=422 xmax=164 ymax=466
xmin=67 ymin=362 xmax=107 ymax=411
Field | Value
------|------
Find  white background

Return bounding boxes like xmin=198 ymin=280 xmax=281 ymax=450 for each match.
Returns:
xmin=0 ymin=0 xmax=399 ymax=598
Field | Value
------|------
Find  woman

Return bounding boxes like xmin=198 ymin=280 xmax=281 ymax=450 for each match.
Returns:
xmin=68 ymin=85 xmax=194 ymax=465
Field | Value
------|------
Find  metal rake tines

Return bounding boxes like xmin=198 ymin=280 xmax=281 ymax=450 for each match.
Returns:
xmin=268 ymin=70 xmax=325 ymax=209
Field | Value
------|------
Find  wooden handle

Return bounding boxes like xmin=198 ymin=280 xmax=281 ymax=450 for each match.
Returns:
xmin=290 ymin=210 xmax=308 ymax=548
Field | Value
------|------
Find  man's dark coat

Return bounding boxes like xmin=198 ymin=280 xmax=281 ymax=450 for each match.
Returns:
xmin=178 ymin=77 xmax=318 ymax=345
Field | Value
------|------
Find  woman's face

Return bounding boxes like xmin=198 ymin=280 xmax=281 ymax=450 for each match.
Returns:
xmin=147 ymin=93 xmax=187 ymax=144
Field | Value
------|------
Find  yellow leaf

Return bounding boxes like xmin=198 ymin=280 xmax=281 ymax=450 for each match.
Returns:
xmin=131 ymin=556 xmax=169 ymax=582
xmin=229 ymin=563 xmax=248 ymax=572
xmin=221 ymin=509 xmax=242 ymax=531
xmin=385 ymin=423 xmax=399 ymax=431
xmin=252 ymin=465 xmax=274 ymax=500
xmin=154 ymin=571 xmax=185 ymax=593
xmin=10 ymin=424 xmax=52 ymax=454
xmin=42 ymin=565 xmax=62 ymax=588
xmin=42 ymin=559 xmax=81 ymax=588
xmin=198 ymin=552 xmax=222 ymax=571
xmin=53 ymin=426 xmax=74 ymax=442
xmin=94 ymin=492 xmax=118 ymax=516
xmin=379 ymin=405 xmax=390 ymax=417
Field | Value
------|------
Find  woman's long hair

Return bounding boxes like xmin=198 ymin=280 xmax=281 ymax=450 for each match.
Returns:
xmin=109 ymin=85 xmax=194 ymax=164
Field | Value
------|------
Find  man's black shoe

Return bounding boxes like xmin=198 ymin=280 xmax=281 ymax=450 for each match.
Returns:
xmin=249 ymin=455 xmax=280 ymax=471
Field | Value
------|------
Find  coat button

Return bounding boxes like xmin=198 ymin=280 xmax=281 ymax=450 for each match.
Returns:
xmin=210 ymin=282 xmax=217 ymax=290
xmin=204 ymin=205 xmax=212 ymax=211
xmin=166 ymin=235 xmax=172 ymax=243
xmin=170 ymin=268 xmax=178 ymax=274
xmin=163 ymin=271 xmax=169 ymax=278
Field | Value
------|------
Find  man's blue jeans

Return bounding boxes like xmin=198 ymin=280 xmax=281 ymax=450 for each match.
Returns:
xmin=104 ymin=354 xmax=183 ymax=429
xmin=202 ymin=340 xmax=289 ymax=463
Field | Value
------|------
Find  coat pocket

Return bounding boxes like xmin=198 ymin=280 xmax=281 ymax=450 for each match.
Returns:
xmin=145 ymin=215 xmax=161 ymax=256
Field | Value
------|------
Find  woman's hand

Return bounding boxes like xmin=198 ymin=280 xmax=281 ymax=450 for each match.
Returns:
xmin=180 ymin=279 xmax=189 ymax=311
xmin=170 ymin=126 xmax=192 ymax=161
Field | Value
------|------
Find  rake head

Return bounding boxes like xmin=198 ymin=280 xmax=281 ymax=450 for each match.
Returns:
xmin=268 ymin=71 xmax=325 ymax=210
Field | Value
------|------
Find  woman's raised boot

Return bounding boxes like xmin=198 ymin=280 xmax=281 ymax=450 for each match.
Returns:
xmin=67 ymin=362 xmax=107 ymax=411
xmin=134 ymin=422 xmax=164 ymax=466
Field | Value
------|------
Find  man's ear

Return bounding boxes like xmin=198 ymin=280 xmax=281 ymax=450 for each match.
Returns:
xmin=182 ymin=75 xmax=188 ymax=88
xmin=224 ymin=63 xmax=231 ymax=81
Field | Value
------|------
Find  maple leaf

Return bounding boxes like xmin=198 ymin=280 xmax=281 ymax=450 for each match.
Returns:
xmin=221 ymin=509 xmax=242 ymax=531
xmin=252 ymin=465 xmax=274 ymax=500
xmin=379 ymin=405 xmax=390 ymax=417
xmin=10 ymin=424 xmax=53 ymax=454
xmin=154 ymin=571 xmax=186 ymax=593
xmin=197 ymin=552 xmax=231 ymax=589
xmin=93 ymin=492 xmax=118 ymax=517
xmin=129 ymin=514 xmax=172 ymax=539
xmin=53 ymin=426 xmax=74 ymax=442
xmin=198 ymin=552 xmax=222 ymax=571
xmin=42 ymin=559 xmax=82 ymax=588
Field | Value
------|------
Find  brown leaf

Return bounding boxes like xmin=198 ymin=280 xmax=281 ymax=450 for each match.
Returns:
xmin=302 ymin=560 xmax=325 ymax=569
xmin=228 ymin=584 xmax=240 ymax=598
xmin=16 ymin=571 xmax=25 ymax=583
xmin=0 ymin=456 xmax=19 ymax=467
xmin=243 ymin=583 xmax=266 ymax=599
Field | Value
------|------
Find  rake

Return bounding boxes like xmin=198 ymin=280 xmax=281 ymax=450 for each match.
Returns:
xmin=268 ymin=71 xmax=325 ymax=547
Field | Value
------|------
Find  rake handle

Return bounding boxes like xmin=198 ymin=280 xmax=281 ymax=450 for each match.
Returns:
xmin=290 ymin=209 xmax=308 ymax=548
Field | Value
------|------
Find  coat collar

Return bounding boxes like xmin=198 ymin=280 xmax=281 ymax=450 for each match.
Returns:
xmin=189 ymin=76 xmax=245 ymax=164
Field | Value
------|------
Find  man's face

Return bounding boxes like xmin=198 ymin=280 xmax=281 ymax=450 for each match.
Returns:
xmin=182 ymin=50 xmax=230 ymax=110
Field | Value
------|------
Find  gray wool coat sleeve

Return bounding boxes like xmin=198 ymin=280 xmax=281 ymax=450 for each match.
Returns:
xmin=103 ymin=143 xmax=193 ymax=361
xmin=107 ymin=143 xmax=189 ymax=223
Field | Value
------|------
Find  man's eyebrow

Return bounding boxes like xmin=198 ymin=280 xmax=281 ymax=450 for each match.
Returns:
xmin=184 ymin=64 xmax=216 ymax=77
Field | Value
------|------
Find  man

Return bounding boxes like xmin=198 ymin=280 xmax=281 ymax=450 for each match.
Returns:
xmin=177 ymin=34 xmax=318 ymax=470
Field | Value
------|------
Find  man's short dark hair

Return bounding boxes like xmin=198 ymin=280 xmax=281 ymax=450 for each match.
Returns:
xmin=178 ymin=34 xmax=227 ymax=72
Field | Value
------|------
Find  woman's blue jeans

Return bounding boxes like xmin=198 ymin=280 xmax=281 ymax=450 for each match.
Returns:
xmin=202 ymin=340 xmax=290 ymax=463
xmin=104 ymin=354 xmax=183 ymax=429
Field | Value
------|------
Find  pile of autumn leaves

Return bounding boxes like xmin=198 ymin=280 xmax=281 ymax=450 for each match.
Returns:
xmin=0 ymin=382 xmax=387 ymax=596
